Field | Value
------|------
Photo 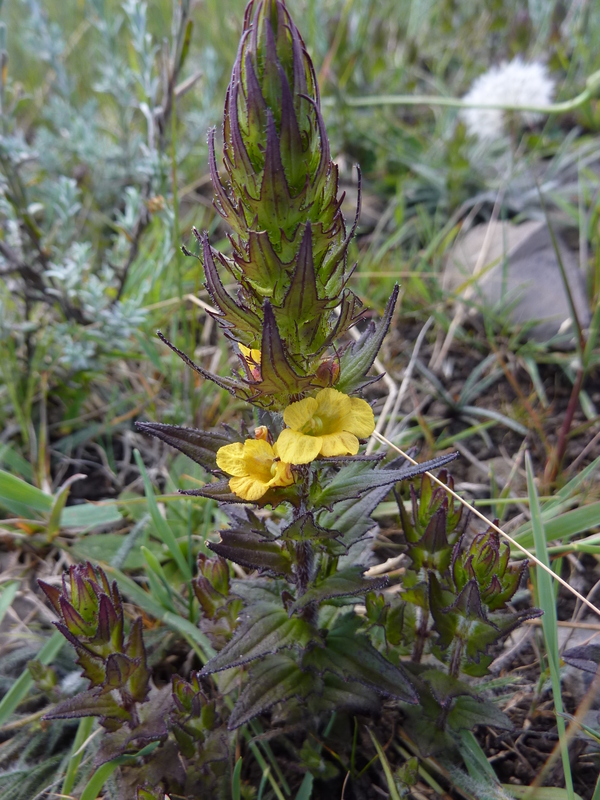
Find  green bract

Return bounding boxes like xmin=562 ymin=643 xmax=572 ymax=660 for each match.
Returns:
xmin=162 ymin=0 xmax=399 ymax=410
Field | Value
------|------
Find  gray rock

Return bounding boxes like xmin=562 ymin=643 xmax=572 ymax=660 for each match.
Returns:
xmin=445 ymin=220 xmax=591 ymax=345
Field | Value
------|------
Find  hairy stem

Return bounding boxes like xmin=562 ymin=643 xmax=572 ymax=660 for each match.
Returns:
xmin=411 ymin=604 xmax=428 ymax=663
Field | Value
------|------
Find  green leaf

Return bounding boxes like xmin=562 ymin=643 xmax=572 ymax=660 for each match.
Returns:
xmin=80 ymin=760 xmax=121 ymax=800
xmin=291 ymin=566 xmax=387 ymax=613
xmin=208 ymin=529 xmax=293 ymax=576
xmin=45 ymin=689 xmax=131 ymax=723
xmin=134 ymin=449 xmax=192 ymax=581
xmin=0 ymin=630 xmax=64 ymax=726
xmin=228 ymin=654 xmax=313 ymax=729
xmin=135 ymin=422 xmax=241 ymax=473
xmin=312 ymin=453 xmax=458 ymax=508
xmin=201 ymin=603 xmax=316 ymax=675
xmin=304 ymin=629 xmax=417 ymax=702
xmin=336 ymin=285 xmax=399 ymax=393
xmin=70 ymin=532 xmax=157 ymax=571
xmin=61 ymin=503 xmax=123 ymax=530
xmin=318 ymin=479 xmax=393 ymax=546
xmin=506 ymin=788 xmax=584 ymax=800
xmin=312 ymin=672 xmax=380 ymax=716
xmin=447 ymin=695 xmax=512 ymax=732
xmin=79 ymin=745 xmax=161 ymax=800
xmin=0 ymin=442 xmax=33 ymax=481
xmin=46 ymin=474 xmax=86 ymax=539
xmin=0 ymin=468 xmax=51 ymax=517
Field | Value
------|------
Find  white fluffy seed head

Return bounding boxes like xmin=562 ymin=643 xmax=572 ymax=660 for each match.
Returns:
xmin=460 ymin=57 xmax=555 ymax=141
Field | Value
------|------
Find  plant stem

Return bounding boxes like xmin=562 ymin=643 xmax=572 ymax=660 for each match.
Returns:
xmin=323 ymin=74 xmax=599 ymax=114
xmin=544 ymin=367 xmax=584 ymax=486
xmin=411 ymin=605 xmax=428 ymax=663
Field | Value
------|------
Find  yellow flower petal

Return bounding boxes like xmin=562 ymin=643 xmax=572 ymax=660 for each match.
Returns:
xmin=276 ymin=428 xmax=323 ymax=465
xmin=314 ymin=388 xmax=352 ymax=427
xmin=215 ymin=442 xmax=247 ymax=477
xmin=271 ymin=460 xmax=293 ymax=486
xmin=217 ymin=438 xmax=293 ymax=501
xmin=283 ymin=396 xmax=318 ymax=431
xmin=239 ymin=438 xmax=278 ymax=483
xmin=239 ymin=343 xmax=261 ymax=364
xmin=320 ymin=431 xmax=359 ymax=457
xmin=229 ymin=475 xmax=268 ymax=502
xmin=343 ymin=397 xmax=375 ymax=438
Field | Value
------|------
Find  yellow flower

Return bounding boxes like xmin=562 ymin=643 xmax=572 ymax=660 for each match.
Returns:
xmin=276 ymin=388 xmax=375 ymax=465
xmin=238 ymin=343 xmax=261 ymax=382
xmin=239 ymin=343 xmax=261 ymax=365
xmin=216 ymin=439 xmax=293 ymax=501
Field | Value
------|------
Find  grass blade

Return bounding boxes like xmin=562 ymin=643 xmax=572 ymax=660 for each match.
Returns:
xmin=80 ymin=760 xmax=120 ymax=800
xmin=62 ymin=716 xmax=95 ymax=795
xmin=513 ymin=501 xmax=600 ymax=550
xmin=232 ymin=756 xmax=243 ymax=800
xmin=526 ymin=452 xmax=575 ymax=800
xmin=368 ymin=729 xmax=401 ymax=800
xmin=457 ymin=730 xmax=499 ymax=785
xmin=294 ymin=773 xmax=314 ymax=800
xmin=0 ymin=469 xmax=51 ymax=517
xmin=0 ymin=630 xmax=64 ymax=727
xmin=592 ymin=772 xmax=600 ymax=800
xmin=0 ymin=581 xmax=19 ymax=627
xmin=79 ymin=744 xmax=161 ymax=800
xmin=134 ymin=449 xmax=192 ymax=581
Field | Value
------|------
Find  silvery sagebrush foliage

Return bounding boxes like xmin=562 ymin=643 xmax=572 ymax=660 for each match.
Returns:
xmin=0 ymin=0 xmax=202 ymax=382
xmin=38 ymin=0 xmax=541 ymax=794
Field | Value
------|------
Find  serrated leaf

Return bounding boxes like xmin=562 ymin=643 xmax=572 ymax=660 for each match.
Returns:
xmin=280 ymin=512 xmax=341 ymax=542
xmin=310 ymin=672 xmax=380 ymax=716
xmin=290 ymin=566 xmax=387 ymax=613
xmin=335 ymin=285 xmax=399 ymax=393
xmin=200 ymin=602 xmax=316 ymax=675
xmin=249 ymin=300 xmax=314 ymax=401
xmin=181 ymin=479 xmax=241 ymax=503
xmin=318 ymin=479 xmax=392 ymax=547
xmin=44 ymin=689 xmax=131 ymax=723
xmin=562 ymin=644 xmax=600 ymax=674
xmin=278 ymin=222 xmax=330 ymax=344
xmin=447 ymin=695 xmax=513 ymax=732
xmin=208 ymin=528 xmax=293 ymax=576
xmin=303 ymin=632 xmax=417 ymax=702
xmin=202 ymin=233 xmax=262 ymax=339
xmin=228 ymin=654 xmax=313 ymax=729
xmin=312 ymin=452 xmax=459 ymax=507
xmin=242 ymin=230 xmax=285 ymax=296
xmin=136 ymin=422 xmax=241 ymax=473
